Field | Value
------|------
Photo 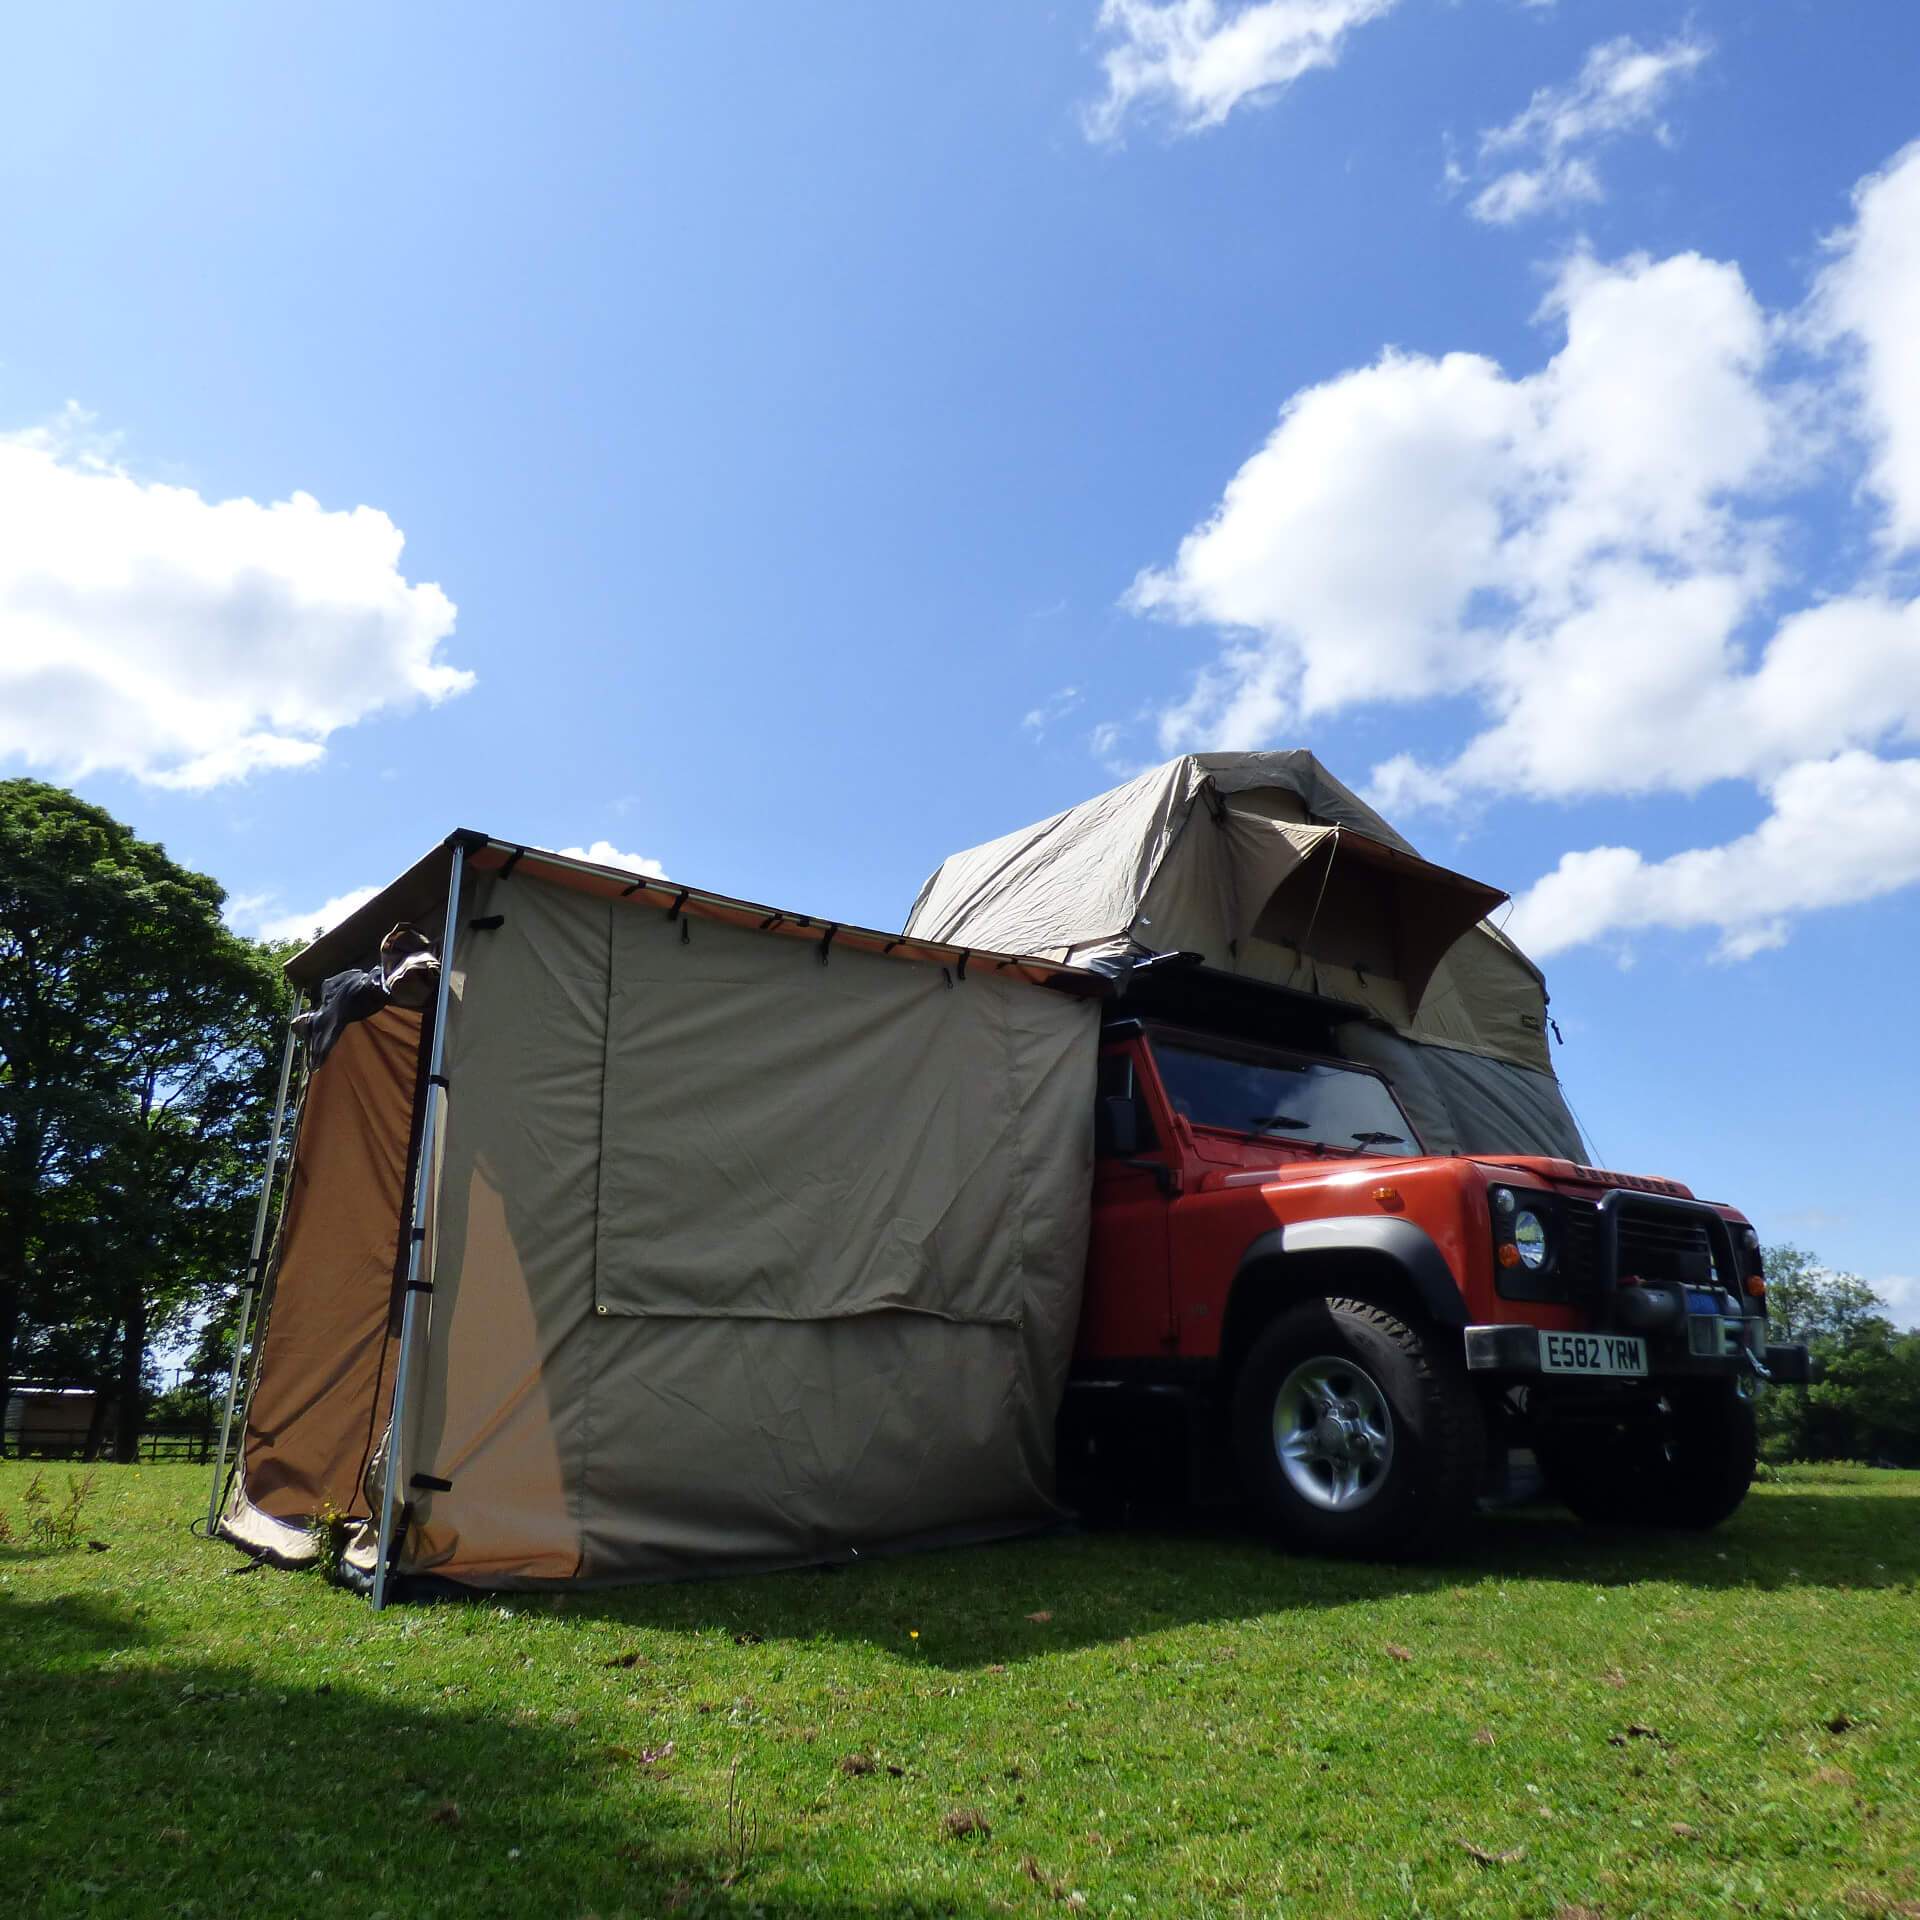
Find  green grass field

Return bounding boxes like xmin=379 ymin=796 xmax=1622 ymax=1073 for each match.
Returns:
xmin=2 ymin=1463 xmax=1915 ymax=1919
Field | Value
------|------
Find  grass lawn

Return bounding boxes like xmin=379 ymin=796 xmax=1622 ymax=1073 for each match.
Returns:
xmin=2 ymin=1462 xmax=1915 ymax=1919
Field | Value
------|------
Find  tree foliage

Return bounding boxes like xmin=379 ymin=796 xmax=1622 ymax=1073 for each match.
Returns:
xmin=0 ymin=780 xmax=291 ymax=1458
xmin=1756 ymin=1242 xmax=1920 ymax=1466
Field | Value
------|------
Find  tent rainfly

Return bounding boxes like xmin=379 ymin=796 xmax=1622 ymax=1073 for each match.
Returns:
xmin=213 ymin=835 xmax=1102 ymax=1603
xmin=904 ymin=751 xmax=1587 ymax=1162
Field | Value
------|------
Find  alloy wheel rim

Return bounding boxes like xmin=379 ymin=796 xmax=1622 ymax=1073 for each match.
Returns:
xmin=1272 ymin=1354 xmax=1395 ymax=1512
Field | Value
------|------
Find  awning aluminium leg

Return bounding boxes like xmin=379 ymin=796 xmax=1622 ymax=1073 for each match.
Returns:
xmin=206 ymin=1018 xmax=301 ymax=1534
xmin=371 ymin=844 xmax=467 ymax=1610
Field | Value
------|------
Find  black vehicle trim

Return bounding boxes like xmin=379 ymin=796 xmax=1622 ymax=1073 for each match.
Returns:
xmin=1237 ymin=1217 xmax=1468 ymax=1329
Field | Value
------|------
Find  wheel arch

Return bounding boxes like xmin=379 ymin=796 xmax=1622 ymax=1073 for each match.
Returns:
xmin=1217 ymin=1218 xmax=1467 ymax=1391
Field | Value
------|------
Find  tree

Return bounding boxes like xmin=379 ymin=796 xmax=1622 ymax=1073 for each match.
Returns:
xmin=1756 ymin=1243 xmax=1920 ymax=1466
xmin=1760 ymin=1243 xmax=1888 ymax=1347
xmin=0 ymin=781 xmax=290 ymax=1457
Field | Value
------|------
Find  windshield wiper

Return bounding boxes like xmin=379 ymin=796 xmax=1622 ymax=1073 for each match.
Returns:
xmin=1351 ymin=1130 xmax=1405 ymax=1149
xmin=1250 ymin=1113 xmax=1310 ymax=1132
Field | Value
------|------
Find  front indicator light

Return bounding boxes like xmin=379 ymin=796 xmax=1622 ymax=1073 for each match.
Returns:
xmin=1497 ymin=1243 xmax=1522 ymax=1268
xmin=1746 ymin=1275 xmax=1767 ymax=1298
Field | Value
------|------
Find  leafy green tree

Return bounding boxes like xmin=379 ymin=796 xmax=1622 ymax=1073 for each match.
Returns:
xmin=0 ymin=781 xmax=290 ymax=1458
xmin=1761 ymin=1243 xmax=1888 ymax=1347
xmin=1757 ymin=1243 xmax=1920 ymax=1465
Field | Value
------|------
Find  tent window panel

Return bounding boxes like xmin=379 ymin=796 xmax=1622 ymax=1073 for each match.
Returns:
xmin=596 ymin=911 xmax=1027 ymax=1327
xmin=1251 ymin=856 xmax=1398 ymax=979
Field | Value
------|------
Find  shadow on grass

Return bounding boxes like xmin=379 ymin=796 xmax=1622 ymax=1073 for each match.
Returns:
xmin=524 ymin=1481 xmax=1919 ymax=1673
xmin=0 ymin=1588 xmax=962 ymax=1920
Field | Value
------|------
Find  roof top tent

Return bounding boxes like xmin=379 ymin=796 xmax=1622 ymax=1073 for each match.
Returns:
xmin=904 ymin=751 xmax=1587 ymax=1163
xmin=214 ymin=835 xmax=1102 ymax=1604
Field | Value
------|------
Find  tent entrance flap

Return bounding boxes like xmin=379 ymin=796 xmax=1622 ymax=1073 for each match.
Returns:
xmin=1236 ymin=823 xmax=1507 ymax=1014
xmin=229 ymin=1003 xmax=427 ymax=1529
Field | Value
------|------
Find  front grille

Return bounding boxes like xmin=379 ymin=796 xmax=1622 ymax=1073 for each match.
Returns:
xmin=1496 ymin=1193 xmax=1725 ymax=1305
xmin=1560 ymin=1200 xmax=1602 ymax=1298
xmin=1617 ymin=1210 xmax=1717 ymax=1287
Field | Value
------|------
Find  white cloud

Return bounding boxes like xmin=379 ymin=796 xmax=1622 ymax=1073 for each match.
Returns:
xmin=1877 ymin=1273 xmax=1920 ymax=1329
xmin=1504 ymin=753 xmax=1920 ymax=959
xmin=559 ymin=841 xmax=669 ymax=879
xmin=1134 ymin=248 xmax=1789 ymax=754
xmin=248 ymin=885 xmax=383 ymax=947
xmin=0 ymin=410 xmax=470 ymax=790
xmin=1809 ymin=138 xmax=1920 ymax=550
xmin=1086 ymin=0 xmax=1396 ymax=141
xmin=1022 ymin=686 xmax=1085 ymax=738
xmin=1464 ymin=33 xmax=1710 ymax=225
xmin=1127 ymin=141 xmax=1920 ymax=960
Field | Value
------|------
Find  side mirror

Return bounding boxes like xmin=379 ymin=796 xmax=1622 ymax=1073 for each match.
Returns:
xmin=1099 ymin=1095 xmax=1142 ymax=1158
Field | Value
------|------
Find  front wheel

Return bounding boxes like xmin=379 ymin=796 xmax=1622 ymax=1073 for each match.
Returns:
xmin=1232 ymin=1297 xmax=1485 ymax=1558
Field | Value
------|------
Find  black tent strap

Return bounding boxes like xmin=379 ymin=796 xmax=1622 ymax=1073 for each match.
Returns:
xmin=428 ymin=1073 xmax=450 ymax=1091
xmin=409 ymin=1472 xmax=452 ymax=1493
xmin=404 ymin=1279 xmax=434 ymax=1295
xmin=621 ymin=876 xmax=650 ymax=898
xmin=680 ymin=918 xmax=690 ymax=945
xmin=818 ymin=924 xmax=838 ymax=966
xmin=665 ymin=888 xmax=689 ymax=921
xmin=499 ymin=847 xmax=526 ymax=881
xmin=955 ymin=951 xmax=970 ymax=981
xmin=468 ymin=914 xmax=505 ymax=931
xmin=409 ymin=1225 xmax=427 ymax=1242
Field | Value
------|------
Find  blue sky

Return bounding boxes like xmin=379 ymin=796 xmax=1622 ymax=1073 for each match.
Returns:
xmin=2 ymin=2 xmax=1916 ymax=1316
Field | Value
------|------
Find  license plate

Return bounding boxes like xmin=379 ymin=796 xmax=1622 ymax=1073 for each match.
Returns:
xmin=1540 ymin=1331 xmax=1647 ymax=1376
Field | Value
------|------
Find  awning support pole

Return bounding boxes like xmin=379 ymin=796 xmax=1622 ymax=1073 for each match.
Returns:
xmin=372 ymin=844 xmax=467 ymax=1610
xmin=206 ymin=1018 xmax=301 ymax=1535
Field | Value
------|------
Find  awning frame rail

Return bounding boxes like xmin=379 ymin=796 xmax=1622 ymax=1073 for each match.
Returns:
xmin=371 ymin=843 xmax=467 ymax=1610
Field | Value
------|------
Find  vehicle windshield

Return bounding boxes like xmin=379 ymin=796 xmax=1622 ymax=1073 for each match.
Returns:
xmin=1150 ymin=1038 xmax=1417 ymax=1155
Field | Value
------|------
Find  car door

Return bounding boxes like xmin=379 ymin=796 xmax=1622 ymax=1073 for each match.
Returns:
xmin=1076 ymin=1039 xmax=1176 ymax=1366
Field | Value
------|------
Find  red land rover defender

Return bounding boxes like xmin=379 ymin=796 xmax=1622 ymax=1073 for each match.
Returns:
xmin=1067 ymin=964 xmax=1810 ymax=1557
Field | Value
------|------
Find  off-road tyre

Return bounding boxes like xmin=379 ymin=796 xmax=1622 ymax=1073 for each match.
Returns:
xmin=1535 ymin=1382 xmax=1756 ymax=1531
xmin=1231 ymin=1296 xmax=1486 ymax=1559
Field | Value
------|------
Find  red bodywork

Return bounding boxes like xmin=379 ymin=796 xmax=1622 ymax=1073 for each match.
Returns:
xmin=1077 ymin=1028 xmax=1755 ymax=1370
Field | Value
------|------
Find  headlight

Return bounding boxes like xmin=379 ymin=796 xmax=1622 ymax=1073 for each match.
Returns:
xmin=1512 ymin=1209 xmax=1548 ymax=1270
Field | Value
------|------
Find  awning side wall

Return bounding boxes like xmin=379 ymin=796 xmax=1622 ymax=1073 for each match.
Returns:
xmin=399 ymin=869 xmax=1098 ymax=1588
xmin=397 ymin=869 xmax=600 ymax=1584
xmin=237 ymin=1006 xmax=422 ymax=1523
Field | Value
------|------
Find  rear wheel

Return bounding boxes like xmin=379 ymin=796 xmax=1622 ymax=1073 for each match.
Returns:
xmin=1232 ymin=1296 xmax=1485 ymax=1558
xmin=1535 ymin=1381 xmax=1755 ymax=1530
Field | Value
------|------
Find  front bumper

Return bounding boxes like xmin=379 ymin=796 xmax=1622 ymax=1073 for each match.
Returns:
xmin=1464 ymin=1322 xmax=1811 ymax=1385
